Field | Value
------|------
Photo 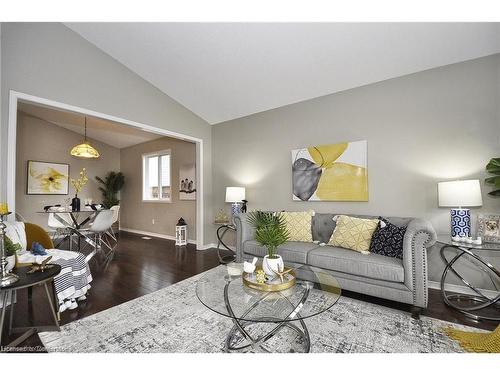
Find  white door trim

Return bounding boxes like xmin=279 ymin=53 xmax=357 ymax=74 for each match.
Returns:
xmin=7 ymin=90 xmax=205 ymax=249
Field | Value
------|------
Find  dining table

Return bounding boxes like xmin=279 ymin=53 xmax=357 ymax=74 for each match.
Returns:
xmin=37 ymin=207 xmax=106 ymax=261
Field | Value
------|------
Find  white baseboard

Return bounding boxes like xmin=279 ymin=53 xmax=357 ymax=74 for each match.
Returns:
xmin=120 ymin=227 xmax=197 ymax=245
xmin=197 ymin=243 xmax=217 ymax=250
xmin=428 ymin=280 xmax=498 ymax=299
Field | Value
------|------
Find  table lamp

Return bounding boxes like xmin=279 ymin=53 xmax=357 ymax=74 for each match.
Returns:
xmin=438 ymin=179 xmax=483 ymax=238
xmin=225 ymin=187 xmax=246 ymax=218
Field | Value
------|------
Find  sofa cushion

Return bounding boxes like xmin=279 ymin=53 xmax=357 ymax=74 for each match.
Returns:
xmin=281 ymin=210 xmax=314 ymax=242
xmin=328 ymin=215 xmax=379 ymax=253
xmin=370 ymin=217 xmax=407 ymax=259
xmin=312 ymin=213 xmax=337 ymax=244
xmin=308 ymin=246 xmax=404 ymax=282
xmin=243 ymin=240 xmax=320 ymax=264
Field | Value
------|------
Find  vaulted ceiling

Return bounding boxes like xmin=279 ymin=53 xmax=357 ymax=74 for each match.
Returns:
xmin=66 ymin=22 xmax=500 ymax=125
xmin=18 ymin=102 xmax=164 ymax=149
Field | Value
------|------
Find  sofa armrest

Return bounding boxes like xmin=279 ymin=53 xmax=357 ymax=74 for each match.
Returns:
xmin=233 ymin=213 xmax=255 ymax=262
xmin=402 ymin=218 xmax=437 ymax=308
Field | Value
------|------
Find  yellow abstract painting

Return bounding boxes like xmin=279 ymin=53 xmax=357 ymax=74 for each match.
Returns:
xmin=27 ymin=160 xmax=69 ymax=195
xmin=291 ymin=140 xmax=368 ymax=201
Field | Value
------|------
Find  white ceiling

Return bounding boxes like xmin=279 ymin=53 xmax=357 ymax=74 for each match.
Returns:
xmin=66 ymin=22 xmax=500 ymax=125
xmin=18 ymin=102 xmax=163 ymax=149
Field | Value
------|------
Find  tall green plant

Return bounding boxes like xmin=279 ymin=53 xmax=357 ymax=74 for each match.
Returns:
xmin=96 ymin=171 xmax=125 ymax=208
xmin=247 ymin=211 xmax=290 ymax=258
xmin=485 ymin=158 xmax=500 ymax=197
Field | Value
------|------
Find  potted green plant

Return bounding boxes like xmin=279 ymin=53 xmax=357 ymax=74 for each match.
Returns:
xmin=485 ymin=158 xmax=500 ymax=196
xmin=247 ymin=211 xmax=290 ymax=277
xmin=4 ymin=236 xmax=22 ymax=271
xmin=96 ymin=171 xmax=125 ymax=209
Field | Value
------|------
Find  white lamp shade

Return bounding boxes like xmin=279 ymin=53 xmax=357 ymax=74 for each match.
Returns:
xmin=438 ymin=179 xmax=483 ymax=207
xmin=225 ymin=187 xmax=245 ymax=203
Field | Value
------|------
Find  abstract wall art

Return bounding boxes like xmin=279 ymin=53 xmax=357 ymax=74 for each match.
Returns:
xmin=27 ymin=160 xmax=69 ymax=195
xmin=291 ymin=140 xmax=368 ymax=201
xmin=179 ymin=164 xmax=196 ymax=200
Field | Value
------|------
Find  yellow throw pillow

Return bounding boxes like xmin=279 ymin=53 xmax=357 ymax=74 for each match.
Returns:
xmin=329 ymin=215 xmax=379 ymax=253
xmin=281 ymin=210 xmax=314 ymax=242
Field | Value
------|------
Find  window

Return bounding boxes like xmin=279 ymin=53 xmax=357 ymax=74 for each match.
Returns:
xmin=143 ymin=150 xmax=171 ymax=202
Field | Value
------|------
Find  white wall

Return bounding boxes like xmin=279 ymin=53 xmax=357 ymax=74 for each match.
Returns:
xmin=0 ymin=23 xmax=214 ymax=245
xmin=213 ymin=54 xmax=500 ymax=234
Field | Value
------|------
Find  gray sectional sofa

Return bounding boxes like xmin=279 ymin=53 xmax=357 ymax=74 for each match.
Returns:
xmin=234 ymin=213 xmax=437 ymax=315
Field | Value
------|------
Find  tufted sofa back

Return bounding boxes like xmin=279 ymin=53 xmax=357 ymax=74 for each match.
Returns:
xmin=311 ymin=213 xmax=414 ymax=244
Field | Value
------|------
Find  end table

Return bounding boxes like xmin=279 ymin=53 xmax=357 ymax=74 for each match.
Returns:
xmin=214 ymin=222 xmax=236 ymax=264
xmin=437 ymin=235 xmax=500 ymax=321
xmin=0 ymin=264 xmax=61 ymax=348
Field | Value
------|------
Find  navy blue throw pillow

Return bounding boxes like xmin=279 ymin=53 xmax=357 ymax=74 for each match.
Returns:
xmin=369 ymin=217 xmax=406 ymax=259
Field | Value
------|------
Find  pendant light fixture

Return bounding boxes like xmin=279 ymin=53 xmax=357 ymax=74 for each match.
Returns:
xmin=70 ymin=116 xmax=100 ymax=159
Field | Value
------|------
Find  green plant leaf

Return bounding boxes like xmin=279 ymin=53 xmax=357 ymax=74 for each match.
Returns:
xmin=247 ymin=210 xmax=290 ymax=257
xmin=486 ymin=158 xmax=500 ymax=174
xmin=488 ymin=189 xmax=500 ymax=196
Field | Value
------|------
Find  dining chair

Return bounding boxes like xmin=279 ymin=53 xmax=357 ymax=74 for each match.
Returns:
xmin=48 ymin=212 xmax=75 ymax=248
xmin=82 ymin=210 xmax=116 ymax=267
xmin=107 ymin=205 xmax=120 ymax=242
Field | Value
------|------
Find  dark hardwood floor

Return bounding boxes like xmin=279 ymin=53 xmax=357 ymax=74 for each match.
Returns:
xmin=1 ymin=231 xmax=497 ymax=352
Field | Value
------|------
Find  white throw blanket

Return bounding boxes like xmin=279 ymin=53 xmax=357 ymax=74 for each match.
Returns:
xmin=17 ymin=250 xmax=93 ymax=303
xmin=3 ymin=221 xmax=93 ymax=310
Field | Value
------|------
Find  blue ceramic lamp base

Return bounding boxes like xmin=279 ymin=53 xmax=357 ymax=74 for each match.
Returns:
xmin=450 ymin=208 xmax=471 ymax=237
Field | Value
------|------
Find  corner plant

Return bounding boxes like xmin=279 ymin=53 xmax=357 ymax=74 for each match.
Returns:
xmin=485 ymin=158 xmax=500 ymax=196
xmin=96 ymin=171 xmax=125 ymax=208
xmin=4 ymin=236 xmax=22 ymax=257
xmin=247 ymin=211 xmax=290 ymax=259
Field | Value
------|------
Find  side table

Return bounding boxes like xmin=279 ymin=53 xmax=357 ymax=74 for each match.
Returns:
xmin=0 ymin=264 xmax=61 ymax=348
xmin=437 ymin=235 xmax=500 ymax=321
xmin=215 ymin=222 xmax=236 ymax=264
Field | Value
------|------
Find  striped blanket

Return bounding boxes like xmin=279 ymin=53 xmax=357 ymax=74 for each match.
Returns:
xmin=17 ymin=249 xmax=93 ymax=307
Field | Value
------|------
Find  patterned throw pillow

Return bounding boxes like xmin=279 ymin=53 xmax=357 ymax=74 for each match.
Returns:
xmin=281 ymin=210 xmax=314 ymax=242
xmin=328 ymin=215 xmax=379 ymax=253
xmin=369 ymin=217 xmax=407 ymax=259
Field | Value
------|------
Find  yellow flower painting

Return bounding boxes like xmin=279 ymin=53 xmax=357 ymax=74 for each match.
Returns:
xmin=27 ymin=161 xmax=69 ymax=195
xmin=291 ymin=140 xmax=368 ymax=201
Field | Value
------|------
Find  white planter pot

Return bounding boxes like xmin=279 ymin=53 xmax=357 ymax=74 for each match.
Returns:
xmin=6 ymin=255 xmax=15 ymax=272
xmin=263 ymin=254 xmax=284 ymax=277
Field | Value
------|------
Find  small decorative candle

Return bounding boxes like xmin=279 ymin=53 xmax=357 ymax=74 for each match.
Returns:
xmin=0 ymin=202 xmax=9 ymax=215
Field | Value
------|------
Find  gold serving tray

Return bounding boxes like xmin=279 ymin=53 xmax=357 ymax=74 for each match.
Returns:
xmin=242 ymin=268 xmax=296 ymax=292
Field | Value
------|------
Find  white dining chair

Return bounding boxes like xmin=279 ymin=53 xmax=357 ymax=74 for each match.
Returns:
xmin=107 ymin=205 xmax=120 ymax=241
xmin=82 ymin=210 xmax=116 ymax=267
xmin=48 ymin=212 xmax=75 ymax=247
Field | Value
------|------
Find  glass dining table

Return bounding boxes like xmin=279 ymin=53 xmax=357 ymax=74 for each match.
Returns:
xmin=37 ymin=208 xmax=105 ymax=261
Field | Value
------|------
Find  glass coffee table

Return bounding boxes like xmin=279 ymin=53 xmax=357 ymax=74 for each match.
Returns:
xmin=196 ymin=264 xmax=341 ymax=353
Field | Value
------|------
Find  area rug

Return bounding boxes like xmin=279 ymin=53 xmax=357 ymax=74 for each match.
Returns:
xmin=39 ymin=266 xmax=481 ymax=353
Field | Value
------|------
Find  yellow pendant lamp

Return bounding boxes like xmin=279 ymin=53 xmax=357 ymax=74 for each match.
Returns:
xmin=70 ymin=117 xmax=100 ymax=159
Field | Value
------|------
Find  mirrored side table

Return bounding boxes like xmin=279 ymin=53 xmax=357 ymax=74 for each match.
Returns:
xmin=437 ymin=235 xmax=500 ymax=321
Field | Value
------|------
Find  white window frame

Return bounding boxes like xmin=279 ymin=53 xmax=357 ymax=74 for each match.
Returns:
xmin=142 ymin=149 xmax=172 ymax=203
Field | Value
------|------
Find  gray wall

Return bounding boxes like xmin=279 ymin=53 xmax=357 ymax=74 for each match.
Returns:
xmin=120 ymin=137 xmax=196 ymax=240
xmin=212 ymin=54 xmax=500 ymax=288
xmin=16 ymin=112 xmax=120 ymax=229
xmin=0 ymin=23 xmax=214 ymax=245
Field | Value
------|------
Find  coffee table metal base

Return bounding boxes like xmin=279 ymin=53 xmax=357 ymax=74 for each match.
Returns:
xmin=225 ymin=317 xmax=310 ymax=353
xmin=223 ymin=280 xmax=312 ymax=353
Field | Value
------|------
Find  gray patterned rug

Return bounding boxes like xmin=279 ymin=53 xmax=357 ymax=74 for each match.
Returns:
xmin=39 ymin=266 xmax=478 ymax=353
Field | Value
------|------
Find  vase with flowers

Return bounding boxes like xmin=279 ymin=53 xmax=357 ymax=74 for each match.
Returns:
xmin=70 ymin=168 xmax=89 ymax=211
xmin=247 ymin=211 xmax=290 ymax=277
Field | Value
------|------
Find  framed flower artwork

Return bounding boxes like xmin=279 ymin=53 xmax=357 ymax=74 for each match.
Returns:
xmin=27 ymin=160 xmax=69 ymax=195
